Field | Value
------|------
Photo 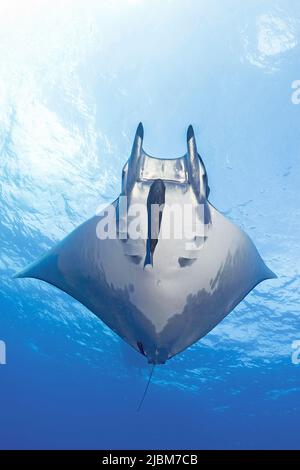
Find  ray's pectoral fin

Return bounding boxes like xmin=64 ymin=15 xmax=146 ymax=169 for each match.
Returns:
xmin=14 ymin=250 xmax=58 ymax=282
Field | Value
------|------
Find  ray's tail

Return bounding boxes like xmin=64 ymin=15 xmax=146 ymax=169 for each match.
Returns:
xmin=137 ymin=364 xmax=155 ymax=412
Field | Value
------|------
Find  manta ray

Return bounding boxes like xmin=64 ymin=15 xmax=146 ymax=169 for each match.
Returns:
xmin=16 ymin=124 xmax=276 ymax=365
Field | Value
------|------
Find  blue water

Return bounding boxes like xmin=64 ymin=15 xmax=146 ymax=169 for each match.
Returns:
xmin=0 ymin=0 xmax=300 ymax=449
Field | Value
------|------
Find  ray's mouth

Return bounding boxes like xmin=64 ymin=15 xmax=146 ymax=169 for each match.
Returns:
xmin=122 ymin=122 xmax=210 ymax=201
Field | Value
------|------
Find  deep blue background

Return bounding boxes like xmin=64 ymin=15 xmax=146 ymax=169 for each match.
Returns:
xmin=0 ymin=0 xmax=299 ymax=449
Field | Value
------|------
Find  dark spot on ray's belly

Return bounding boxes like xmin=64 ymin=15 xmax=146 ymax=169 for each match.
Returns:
xmin=178 ymin=257 xmax=196 ymax=268
xmin=127 ymin=255 xmax=142 ymax=265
